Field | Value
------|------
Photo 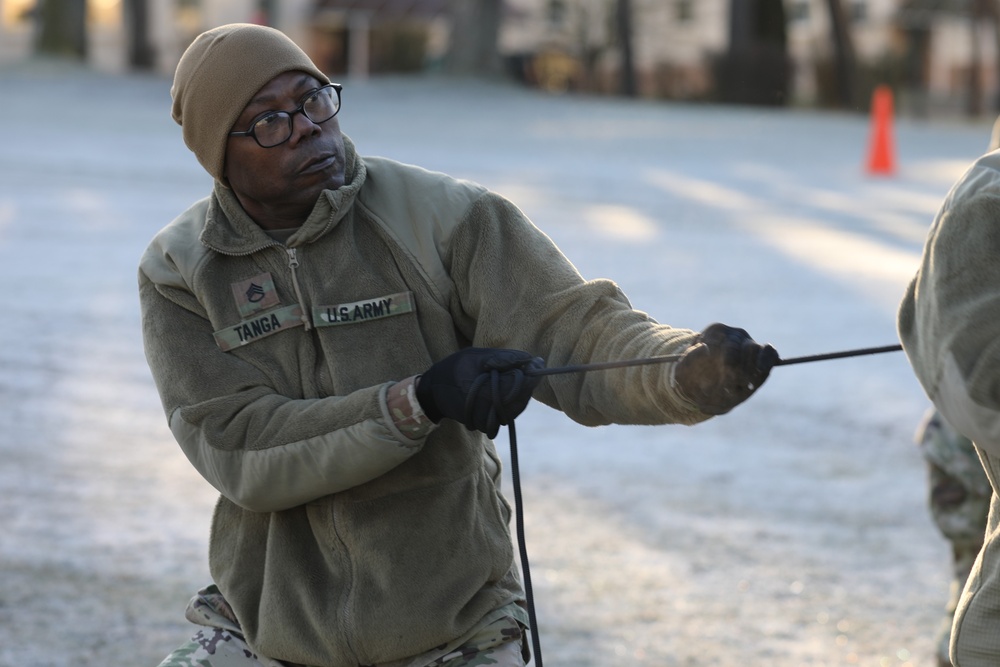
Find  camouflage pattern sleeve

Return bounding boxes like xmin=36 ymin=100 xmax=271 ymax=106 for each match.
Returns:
xmin=386 ymin=376 xmax=436 ymax=440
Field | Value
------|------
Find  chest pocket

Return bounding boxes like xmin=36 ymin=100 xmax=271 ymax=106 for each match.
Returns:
xmin=307 ymin=220 xmax=433 ymax=393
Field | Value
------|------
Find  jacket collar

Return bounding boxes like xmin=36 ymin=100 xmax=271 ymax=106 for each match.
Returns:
xmin=200 ymin=135 xmax=366 ymax=255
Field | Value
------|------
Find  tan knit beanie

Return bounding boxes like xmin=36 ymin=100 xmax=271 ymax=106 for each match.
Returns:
xmin=171 ymin=23 xmax=330 ymax=182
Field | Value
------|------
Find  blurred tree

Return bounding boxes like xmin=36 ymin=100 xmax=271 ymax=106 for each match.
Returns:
xmin=124 ymin=0 xmax=156 ymax=70
xmin=968 ymin=0 xmax=1000 ymax=116
xmin=718 ymin=0 xmax=790 ymax=105
xmin=897 ymin=2 xmax=932 ymax=117
xmin=445 ymin=0 xmax=503 ymax=77
xmin=825 ymin=0 xmax=858 ymax=108
xmin=616 ymin=0 xmax=636 ymax=96
xmin=34 ymin=0 xmax=87 ymax=60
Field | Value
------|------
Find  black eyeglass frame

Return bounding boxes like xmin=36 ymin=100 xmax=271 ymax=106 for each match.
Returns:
xmin=229 ymin=83 xmax=343 ymax=148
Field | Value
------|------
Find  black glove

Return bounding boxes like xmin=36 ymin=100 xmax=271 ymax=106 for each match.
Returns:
xmin=416 ymin=348 xmax=544 ymax=438
xmin=672 ymin=323 xmax=778 ymax=415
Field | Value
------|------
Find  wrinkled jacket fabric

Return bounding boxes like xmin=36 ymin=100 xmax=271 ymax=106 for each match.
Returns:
xmin=899 ymin=150 xmax=1000 ymax=666
xmin=140 ymin=138 xmax=705 ymax=667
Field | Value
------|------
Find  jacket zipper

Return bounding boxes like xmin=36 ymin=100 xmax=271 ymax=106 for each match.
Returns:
xmin=288 ymin=245 xmax=356 ymax=656
xmin=286 ymin=248 xmax=312 ymax=331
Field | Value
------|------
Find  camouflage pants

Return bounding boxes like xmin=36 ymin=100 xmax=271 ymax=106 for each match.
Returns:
xmin=157 ymin=586 xmax=526 ymax=667
xmin=916 ymin=409 xmax=992 ymax=667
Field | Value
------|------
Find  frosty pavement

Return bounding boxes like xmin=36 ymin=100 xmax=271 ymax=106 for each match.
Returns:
xmin=0 ymin=60 xmax=993 ymax=666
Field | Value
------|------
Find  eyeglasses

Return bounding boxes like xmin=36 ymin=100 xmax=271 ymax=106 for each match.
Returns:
xmin=229 ymin=83 xmax=342 ymax=148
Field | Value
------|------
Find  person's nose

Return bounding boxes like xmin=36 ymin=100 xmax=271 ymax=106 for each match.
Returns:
xmin=289 ymin=109 xmax=320 ymax=145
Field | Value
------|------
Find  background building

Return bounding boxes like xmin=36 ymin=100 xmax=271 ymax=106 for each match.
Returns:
xmin=0 ymin=0 xmax=997 ymax=118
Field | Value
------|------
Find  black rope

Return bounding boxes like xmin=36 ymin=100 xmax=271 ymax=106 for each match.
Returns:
xmin=774 ymin=344 xmax=903 ymax=366
xmin=524 ymin=344 xmax=903 ymax=377
xmin=479 ymin=367 xmax=544 ymax=666
xmin=525 ymin=353 xmax=684 ymax=377
xmin=502 ymin=341 xmax=903 ymax=665
xmin=508 ymin=418 xmax=543 ymax=667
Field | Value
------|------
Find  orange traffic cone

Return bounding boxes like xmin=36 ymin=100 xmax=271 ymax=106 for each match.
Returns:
xmin=866 ymin=85 xmax=896 ymax=176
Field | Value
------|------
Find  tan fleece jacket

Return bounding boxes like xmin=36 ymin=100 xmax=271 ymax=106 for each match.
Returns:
xmin=898 ymin=150 xmax=1000 ymax=666
xmin=139 ymin=137 xmax=705 ymax=666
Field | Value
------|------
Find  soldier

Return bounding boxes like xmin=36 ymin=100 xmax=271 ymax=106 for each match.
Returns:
xmin=143 ymin=23 xmax=776 ymax=667
xmin=910 ymin=119 xmax=1000 ymax=667
xmin=899 ymin=112 xmax=1000 ymax=665
xmin=915 ymin=409 xmax=991 ymax=666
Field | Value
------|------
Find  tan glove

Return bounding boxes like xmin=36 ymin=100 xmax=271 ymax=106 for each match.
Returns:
xmin=672 ymin=323 xmax=778 ymax=415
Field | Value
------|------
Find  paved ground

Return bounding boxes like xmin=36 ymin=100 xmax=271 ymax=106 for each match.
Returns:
xmin=0 ymin=59 xmax=995 ymax=666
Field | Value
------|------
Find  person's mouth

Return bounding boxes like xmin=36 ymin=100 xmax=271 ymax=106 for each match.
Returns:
xmin=301 ymin=153 xmax=336 ymax=174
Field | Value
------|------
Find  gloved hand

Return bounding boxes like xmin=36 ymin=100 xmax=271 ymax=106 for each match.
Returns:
xmin=416 ymin=348 xmax=545 ymax=438
xmin=672 ymin=323 xmax=778 ymax=415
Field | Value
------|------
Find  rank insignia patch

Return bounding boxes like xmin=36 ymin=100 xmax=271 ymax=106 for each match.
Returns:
xmin=231 ymin=272 xmax=280 ymax=317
